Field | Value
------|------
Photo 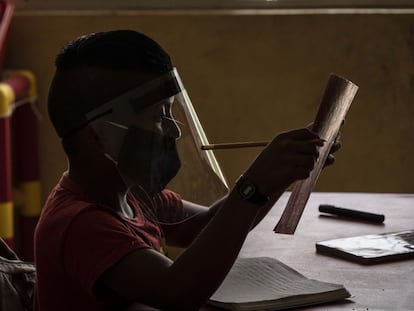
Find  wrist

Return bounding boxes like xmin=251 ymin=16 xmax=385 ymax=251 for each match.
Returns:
xmin=235 ymin=174 xmax=269 ymax=206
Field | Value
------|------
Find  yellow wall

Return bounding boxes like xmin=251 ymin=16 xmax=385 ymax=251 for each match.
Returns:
xmin=6 ymin=12 xmax=414 ymax=203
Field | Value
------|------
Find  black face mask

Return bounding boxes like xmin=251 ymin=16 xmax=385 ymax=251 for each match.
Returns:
xmin=117 ymin=126 xmax=181 ymax=194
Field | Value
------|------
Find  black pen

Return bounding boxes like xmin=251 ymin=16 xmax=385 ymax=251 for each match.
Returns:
xmin=319 ymin=204 xmax=385 ymax=223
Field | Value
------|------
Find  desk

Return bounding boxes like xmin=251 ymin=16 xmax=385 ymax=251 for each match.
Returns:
xmin=225 ymin=192 xmax=414 ymax=311
xmin=133 ymin=192 xmax=414 ymax=311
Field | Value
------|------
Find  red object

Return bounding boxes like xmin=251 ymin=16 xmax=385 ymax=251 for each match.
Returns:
xmin=34 ymin=174 xmax=182 ymax=310
xmin=14 ymin=96 xmax=40 ymax=261
xmin=13 ymin=93 xmax=39 ymax=182
xmin=0 ymin=117 xmax=11 ymax=201
xmin=0 ymin=0 xmax=38 ymax=259
xmin=3 ymin=74 xmax=30 ymax=99
xmin=0 ymin=0 xmax=14 ymax=72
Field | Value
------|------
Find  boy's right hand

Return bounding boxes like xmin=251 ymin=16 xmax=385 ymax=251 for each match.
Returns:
xmin=243 ymin=128 xmax=324 ymax=197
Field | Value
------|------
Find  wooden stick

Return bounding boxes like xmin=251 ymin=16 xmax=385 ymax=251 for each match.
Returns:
xmin=274 ymin=74 xmax=359 ymax=234
xmin=201 ymin=141 xmax=268 ymax=150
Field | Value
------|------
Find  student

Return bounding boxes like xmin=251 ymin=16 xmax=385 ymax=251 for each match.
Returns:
xmin=34 ymin=29 xmax=339 ymax=311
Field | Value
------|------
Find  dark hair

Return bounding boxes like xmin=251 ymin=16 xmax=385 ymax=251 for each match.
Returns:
xmin=55 ymin=30 xmax=172 ymax=72
xmin=48 ymin=30 xmax=173 ymax=141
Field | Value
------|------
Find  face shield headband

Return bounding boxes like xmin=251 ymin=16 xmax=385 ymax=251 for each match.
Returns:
xmin=84 ymin=68 xmax=228 ymax=205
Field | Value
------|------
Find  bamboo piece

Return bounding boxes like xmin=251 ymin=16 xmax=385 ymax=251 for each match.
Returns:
xmin=274 ymin=74 xmax=359 ymax=234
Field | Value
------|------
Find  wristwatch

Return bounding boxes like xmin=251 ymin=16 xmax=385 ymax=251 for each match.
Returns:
xmin=235 ymin=175 xmax=269 ymax=206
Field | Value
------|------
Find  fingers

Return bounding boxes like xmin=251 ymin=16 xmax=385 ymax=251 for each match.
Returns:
xmin=274 ymin=130 xmax=324 ymax=157
xmin=330 ymin=140 xmax=341 ymax=154
xmin=289 ymin=153 xmax=317 ymax=171
xmin=283 ymin=131 xmax=324 ymax=180
xmin=278 ymin=128 xmax=320 ymax=141
xmin=275 ymin=129 xmax=324 ymax=150
xmin=292 ymin=139 xmax=323 ymax=157
xmin=325 ymin=140 xmax=340 ymax=168
xmin=294 ymin=165 xmax=313 ymax=180
xmin=324 ymin=131 xmax=341 ymax=168
xmin=251 ymin=128 xmax=327 ymax=194
xmin=274 ymin=154 xmax=316 ymax=185
xmin=276 ymin=142 xmax=321 ymax=183
xmin=324 ymin=154 xmax=335 ymax=167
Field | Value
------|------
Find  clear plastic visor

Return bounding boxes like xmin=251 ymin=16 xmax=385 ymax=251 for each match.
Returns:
xmin=86 ymin=68 xmax=228 ymax=223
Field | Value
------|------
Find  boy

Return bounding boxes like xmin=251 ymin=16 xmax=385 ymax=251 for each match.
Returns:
xmin=35 ymin=30 xmax=337 ymax=311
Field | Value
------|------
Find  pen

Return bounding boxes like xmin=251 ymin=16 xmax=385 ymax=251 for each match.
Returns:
xmin=318 ymin=204 xmax=385 ymax=223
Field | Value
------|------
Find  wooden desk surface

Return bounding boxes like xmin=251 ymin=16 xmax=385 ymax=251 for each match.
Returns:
xmin=132 ymin=192 xmax=414 ymax=311
xmin=232 ymin=192 xmax=414 ymax=311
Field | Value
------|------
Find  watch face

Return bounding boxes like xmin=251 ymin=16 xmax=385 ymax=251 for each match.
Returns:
xmin=241 ymin=183 xmax=255 ymax=199
xmin=236 ymin=175 xmax=268 ymax=206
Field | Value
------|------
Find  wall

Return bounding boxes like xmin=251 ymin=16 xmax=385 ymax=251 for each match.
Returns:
xmin=6 ymin=11 xmax=414 ymax=203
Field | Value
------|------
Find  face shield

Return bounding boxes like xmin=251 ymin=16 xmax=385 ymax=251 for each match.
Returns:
xmin=85 ymin=68 xmax=228 ymax=214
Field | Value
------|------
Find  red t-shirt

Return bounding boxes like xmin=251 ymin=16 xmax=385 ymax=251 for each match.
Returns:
xmin=34 ymin=173 xmax=183 ymax=311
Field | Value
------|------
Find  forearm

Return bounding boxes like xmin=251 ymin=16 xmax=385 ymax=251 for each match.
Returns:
xmin=164 ymin=186 xmax=282 ymax=249
xmin=165 ymin=190 xmax=259 ymax=309
xmin=163 ymin=196 xmax=228 ymax=247
xmin=250 ymin=190 xmax=284 ymax=230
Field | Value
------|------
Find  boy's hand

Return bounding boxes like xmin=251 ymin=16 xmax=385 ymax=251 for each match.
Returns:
xmin=244 ymin=128 xmax=324 ymax=197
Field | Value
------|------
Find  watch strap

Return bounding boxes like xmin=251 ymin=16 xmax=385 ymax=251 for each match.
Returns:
xmin=235 ymin=175 xmax=269 ymax=206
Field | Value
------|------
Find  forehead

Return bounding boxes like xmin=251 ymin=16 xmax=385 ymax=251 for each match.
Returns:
xmin=85 ymin=68 xmax=181 ymax=121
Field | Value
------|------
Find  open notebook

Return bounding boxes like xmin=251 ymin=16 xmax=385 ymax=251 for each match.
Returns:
xmin=209 ymin=257 xmax=350 ymax=311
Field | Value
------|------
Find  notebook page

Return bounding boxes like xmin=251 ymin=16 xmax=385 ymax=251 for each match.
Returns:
xmin=210 ymin=257 xmax=349 ymax=308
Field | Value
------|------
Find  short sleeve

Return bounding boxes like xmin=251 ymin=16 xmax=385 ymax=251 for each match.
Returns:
xmin=151 ymin=189 xmax=184 ymax=223
xmin=62 ymin=207 xmax=152 ymax=295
